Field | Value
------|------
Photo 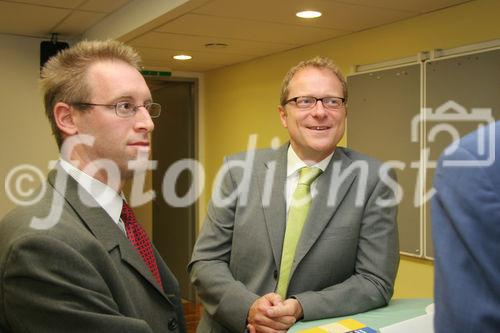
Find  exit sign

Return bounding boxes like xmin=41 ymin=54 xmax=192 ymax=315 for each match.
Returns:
xmin=141 ymin=70 xmax=171 ymax=77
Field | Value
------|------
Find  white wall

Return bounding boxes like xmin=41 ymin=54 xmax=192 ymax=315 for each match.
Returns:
xmin=0 ymin=34 xmax=58 ymax=218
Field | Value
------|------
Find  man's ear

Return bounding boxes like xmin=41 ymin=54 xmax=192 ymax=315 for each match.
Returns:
xmin=278 ymin=105 xmax=288 ymax=129
xmin=53 ymin=102 xmax=78 ymax=136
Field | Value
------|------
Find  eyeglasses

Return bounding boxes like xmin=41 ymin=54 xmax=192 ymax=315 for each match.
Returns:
xmin=285 ymin=96 xmax=345 ymax=110
xmin=73 ymin=101 xmax=161 ymax=118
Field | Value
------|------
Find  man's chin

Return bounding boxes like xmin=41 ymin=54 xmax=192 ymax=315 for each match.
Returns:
xmin=127 ymin=156 xmax=152 ymax=170
xmin=308 ymin=141 xmax=336 ymax=153
xmin=128 ymin=145 xmax=151 ymax=156
xmin=309 ymin=145 xmax=336 ymax=159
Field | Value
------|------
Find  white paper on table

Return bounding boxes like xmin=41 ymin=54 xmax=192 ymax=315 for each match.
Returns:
xmin=379 ymin=312 xmax=434 ymax=333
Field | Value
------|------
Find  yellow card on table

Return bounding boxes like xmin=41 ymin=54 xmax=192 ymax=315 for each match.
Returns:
xmin=298 ymin=319 xmax=376 ymax=333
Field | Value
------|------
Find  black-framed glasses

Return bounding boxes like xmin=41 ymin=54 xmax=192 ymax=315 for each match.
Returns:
xmin=285 ymin=96 xmax=345 ymax=110
xmin=73 ymin=101 xmax=161 ymax=118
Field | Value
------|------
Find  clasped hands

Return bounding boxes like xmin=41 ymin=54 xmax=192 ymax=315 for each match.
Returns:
xmin=246 ymin=293 xmax=303 ymax=333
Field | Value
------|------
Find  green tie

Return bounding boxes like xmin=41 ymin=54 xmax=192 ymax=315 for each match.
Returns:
xmin=276 ymin=166 xmax=323 ymax=299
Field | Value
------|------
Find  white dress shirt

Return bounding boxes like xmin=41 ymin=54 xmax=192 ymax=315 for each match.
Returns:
xmin=59 ymin=159 xmax=126 ymax=234
xmin=285 ymin=146 xmax=334 ymax=214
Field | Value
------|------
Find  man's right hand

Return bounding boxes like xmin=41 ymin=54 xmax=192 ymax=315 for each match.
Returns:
xmin=246 ymin=293 xmax=297 ymax=333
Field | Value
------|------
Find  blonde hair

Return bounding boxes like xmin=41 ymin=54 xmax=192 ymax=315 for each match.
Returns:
xmin=279 ymin=56 xmax=347 ymax=106
xmin=40 ymin=39 xmax=142 ymax=147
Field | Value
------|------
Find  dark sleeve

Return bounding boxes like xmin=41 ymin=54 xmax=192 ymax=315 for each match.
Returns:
xmin=0 ymin=234 xmax=153 ymax=333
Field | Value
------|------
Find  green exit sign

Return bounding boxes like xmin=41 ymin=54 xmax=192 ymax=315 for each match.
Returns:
xmin=141 ymin=70 xmax=172 ymax=77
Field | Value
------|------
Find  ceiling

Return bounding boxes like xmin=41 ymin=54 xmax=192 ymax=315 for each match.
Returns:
xmin=0 ymin=0 xmax=473 ymax=72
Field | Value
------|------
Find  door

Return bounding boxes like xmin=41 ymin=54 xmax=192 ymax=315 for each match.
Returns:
xmin=149 ymin=79 xmax=197 ymax=301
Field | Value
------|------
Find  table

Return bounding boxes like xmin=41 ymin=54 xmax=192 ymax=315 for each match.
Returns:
xmin=288 ymin=299 xmax=433 ymax=332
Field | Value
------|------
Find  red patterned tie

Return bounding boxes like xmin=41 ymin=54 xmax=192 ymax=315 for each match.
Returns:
xmin=121 ymin=201 xmax=163 ymax=290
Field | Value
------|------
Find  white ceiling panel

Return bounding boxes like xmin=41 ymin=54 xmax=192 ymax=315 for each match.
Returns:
xmin=193 ymin=0 xmax=332 ymax=27
xmin=0 ymin=1 xmax=69 ymax=36
xmin=130 ymin=31 xmax=295 ymax=56
xmin=136 ymin=46 xmax=255 ymax=66
xmin=9 ymin=0 xmax=85 ymax=9
xmin=309 ymin=1 xmax=416 ymax=31
xmin=192 ymin=0 xmax=415 ymax=30
xmin=336 ymin=0 xmax=471 ymax=13
xmin=53 ymin=10 xmax=106 ymax=35
xmin=79 ymin=0 xmax=132 ymax=13
xmin=155 ymin=13 xmax=346 ymax=44
xmin=0 ymin=0 xmax=475 ymax=72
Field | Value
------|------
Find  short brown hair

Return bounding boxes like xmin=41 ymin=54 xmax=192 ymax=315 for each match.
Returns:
xmin=279 ymin=56 xmax=347 ymax=106
xmin=40 ymin=39 xmax=142 ymax=147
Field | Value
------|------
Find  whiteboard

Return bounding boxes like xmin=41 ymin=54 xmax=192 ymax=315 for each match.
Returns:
xmin=347 ymin=64 xmax=422 ymax=256
xmin=424 ymin=48 xmax=500 ymax=259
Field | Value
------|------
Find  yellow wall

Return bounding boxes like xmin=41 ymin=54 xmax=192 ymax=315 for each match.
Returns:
xmin=0 ymin=34 xmax=58 ymax=219
xmin=202 ymin=0 xmax=500 ymax=298
xmin=394 ymin=257 xmax=434 ymax=298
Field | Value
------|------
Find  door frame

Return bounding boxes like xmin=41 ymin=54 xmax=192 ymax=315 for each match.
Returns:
xmin=147 ymin=75 xmax=200 ymax=301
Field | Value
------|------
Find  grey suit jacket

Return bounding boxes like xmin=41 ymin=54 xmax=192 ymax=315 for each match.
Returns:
xmin=189 ymin=144 xmax=399 ymax=333
xmin=0 ymin=166 xmax=186 ymax=333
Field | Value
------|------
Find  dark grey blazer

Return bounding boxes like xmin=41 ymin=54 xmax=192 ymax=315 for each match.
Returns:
xmin=189 ymin=144 xmax=399 ymax=333
xmin=0 ymin=166 xmax=186 ymax=333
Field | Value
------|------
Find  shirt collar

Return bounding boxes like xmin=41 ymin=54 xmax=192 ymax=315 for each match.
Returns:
xmin=59 ymin=159 xmax=123 ymax=224
xmin=286 ymin=145 xmax=334 ymax=177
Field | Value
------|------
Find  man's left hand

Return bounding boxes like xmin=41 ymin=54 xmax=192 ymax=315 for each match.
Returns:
xmin=247 ymin=298 xmax=303 ymax=333
xmin=267 ymin=298 xmax=303 ymax=321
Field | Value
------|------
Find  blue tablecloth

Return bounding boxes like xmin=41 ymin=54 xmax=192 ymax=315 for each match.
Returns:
xmin=288 ymin=298 xmax=433 ymax=332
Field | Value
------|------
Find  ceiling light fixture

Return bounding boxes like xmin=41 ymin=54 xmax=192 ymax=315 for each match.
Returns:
xmin=205 ymin=42 xmax=229 ymax=49
xmin=173 ymin=54 xmax=192 ymax=60
xmin=296 ymin=10 xmax=322 ymax=19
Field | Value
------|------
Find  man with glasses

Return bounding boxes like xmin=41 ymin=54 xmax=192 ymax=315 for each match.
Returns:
xmin=189 ymin=56 xmax=399 ymax=333
xmin=0 ymin=40 xmax=186 ymax=332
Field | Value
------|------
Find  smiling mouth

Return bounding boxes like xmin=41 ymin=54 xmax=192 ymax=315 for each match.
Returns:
xmin=308 ymin=126 xmax=330 ymax=130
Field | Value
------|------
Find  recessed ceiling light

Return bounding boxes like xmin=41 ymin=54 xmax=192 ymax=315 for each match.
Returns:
xmin=173 ymin=54 xmax=192 ymax=60
xmin=205 ymin=42 xmax=229 ymax=49
xmin=296 ymin=10 xmax=322 ymax=19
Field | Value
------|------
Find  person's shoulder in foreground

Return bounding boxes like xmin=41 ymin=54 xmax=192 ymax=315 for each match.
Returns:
xmin=432 ymin=121 xmax=500 ymax=332
xmin=0 ymin=39 xmax=186 ymax=333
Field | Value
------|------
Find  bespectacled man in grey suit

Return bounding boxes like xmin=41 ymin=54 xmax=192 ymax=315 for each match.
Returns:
xmin=0 ymin=40 xmax=185 ymax=333
xmin=189 ymin=56 xmax=399 ymax=333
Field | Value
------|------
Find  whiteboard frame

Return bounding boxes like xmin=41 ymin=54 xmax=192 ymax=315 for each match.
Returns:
xmin=349 ymin=38 xmax=500 ymax=260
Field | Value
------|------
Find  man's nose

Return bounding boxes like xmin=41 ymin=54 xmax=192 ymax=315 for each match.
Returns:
xmin=134 ymin=106 xmax=155 ymax=132
xmin=311 ymin=99 xmax=327 ymax=117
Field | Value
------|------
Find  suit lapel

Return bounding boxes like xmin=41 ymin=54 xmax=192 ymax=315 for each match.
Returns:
xmin=258 ymin=144 xmax=288 ymax=268
xmin=292 ymin=148 xmax=357 ymax=273
xmin=48 ymin=165 xmax=169 ymax=300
